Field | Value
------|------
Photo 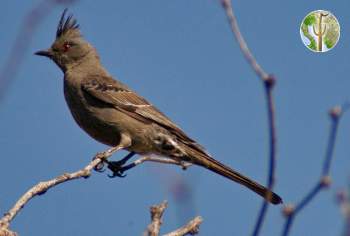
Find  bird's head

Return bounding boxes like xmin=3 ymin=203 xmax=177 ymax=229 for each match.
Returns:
xmin=35 ymin=9 xmax=94 ymax=72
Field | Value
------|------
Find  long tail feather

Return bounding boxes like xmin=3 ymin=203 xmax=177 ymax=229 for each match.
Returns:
xmin=191 ymin=152 xmax=282 ymax=205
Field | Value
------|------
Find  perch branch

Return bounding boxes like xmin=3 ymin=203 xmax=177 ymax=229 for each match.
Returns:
xmin=220 ymin=1 xmax=279 ymax=235
xmin=281 ymin=105 xmax=348 ymax=236
xmin=0 ymin=148 xmax=194 ymax=235
xmin=0 ymin=148 xmax=118 ymax=234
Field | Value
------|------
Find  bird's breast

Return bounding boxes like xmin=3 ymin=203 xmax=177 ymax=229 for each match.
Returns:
xmin=63 ymin=80 xmax=122 ymax=146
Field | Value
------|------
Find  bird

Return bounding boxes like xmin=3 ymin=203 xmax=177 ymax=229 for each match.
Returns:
xmin=35 ymin=9 xmax=282 ymax=205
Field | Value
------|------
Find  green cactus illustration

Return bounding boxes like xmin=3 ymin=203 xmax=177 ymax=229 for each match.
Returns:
xmin=301 ymin=10 xmax=340 ymax=52
xmin=312 ymin=12 xmax=328 ymax=51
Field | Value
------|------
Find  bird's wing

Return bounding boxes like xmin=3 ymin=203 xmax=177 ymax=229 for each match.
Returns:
xmin=81 ymin=75 xmax=207 ymax=154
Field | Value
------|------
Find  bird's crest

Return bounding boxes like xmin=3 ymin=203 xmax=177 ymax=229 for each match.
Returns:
xmin=56 ymin=8 xmax=80 ymax=39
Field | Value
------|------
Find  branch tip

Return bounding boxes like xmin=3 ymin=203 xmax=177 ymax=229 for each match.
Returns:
xmin=282 ymin=204 xmax=295 ymax=217
xmin=220 ymin=0 xmax=230 ymax=9
xmin=329 ymin=106 xmax=342 ymax=120
xmin=264 ymin=75 xmax=276 ymax=89
xmin=150 ymin=201 xmax=168 ymax=218
xmin=320 ymin=176 xmax=332 ymax=188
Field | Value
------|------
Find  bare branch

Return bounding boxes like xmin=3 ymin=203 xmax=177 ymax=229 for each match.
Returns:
xmin=144 ymin=201 xmax=203 ymax=236
xmin=0 ymin=228 xmax=17 ymax=236
xmin=251 ymin=76 xmax=277 ymax=236
xmin=163 ymin=216 xmax=203 ymax=236
xmin=145 ymin=201 xmax=168 ymax=236
xmin=0 ymin=147 xmax=196 ymax=236
xmin=281 ymin=105 xmax=348 ymax=236
xmin=220 ymin=0 xmax=268 ymax=80
xmin=220 ymin=1 xmax=279 ymax=234
xmin=0 ymin=147 xmax=119 ymax=234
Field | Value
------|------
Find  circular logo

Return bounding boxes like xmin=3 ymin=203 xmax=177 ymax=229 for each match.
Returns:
xmin=300 ymin=10 xmax=340 ymax=52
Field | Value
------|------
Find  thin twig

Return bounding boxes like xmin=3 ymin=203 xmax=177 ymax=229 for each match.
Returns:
xmin=163 ymin=216 xmax=203 ymax=236
xmin=144 ymin=201 xmax=203 ymax=236
xmin=220 ymin=1 xmax=278 ymax=235
xmin=0 ymin=148 xmax=116 ymax=233
xmin=145 ymin=201 xmax=168 ymax=236
xmin=281 ymin=105 xmax=347 ymax=236
xmin=220 ymin=0 xmax=268 ymax=80
xmin=252 ymin=77 xmax=277 ymax=236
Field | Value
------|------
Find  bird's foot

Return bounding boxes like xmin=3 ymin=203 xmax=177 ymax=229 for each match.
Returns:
xmin=95 ymin=152 xmax=136 ymax=177
xmin=93 ymin=151 xmax=110 ymax=172
xmin=106 ymin=160 xmax=135 ymax=178
xmin=107 ymin=152 xmax=136 ymax=177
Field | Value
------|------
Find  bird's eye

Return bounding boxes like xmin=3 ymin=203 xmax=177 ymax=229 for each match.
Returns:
xmin=63 ymin=42 xmax=71 ymax=52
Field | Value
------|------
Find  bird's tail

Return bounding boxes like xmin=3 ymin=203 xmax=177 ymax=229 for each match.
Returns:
xmin=188 ymin=150 xmax=282 ymax=205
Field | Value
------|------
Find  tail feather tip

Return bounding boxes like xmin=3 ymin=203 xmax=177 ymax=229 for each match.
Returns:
xmin=271 ymin=192 xmax=283 ymax=205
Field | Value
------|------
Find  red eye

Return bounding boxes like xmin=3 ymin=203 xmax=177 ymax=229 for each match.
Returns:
xmin=63 ymin=42 xmax=71 ymax=52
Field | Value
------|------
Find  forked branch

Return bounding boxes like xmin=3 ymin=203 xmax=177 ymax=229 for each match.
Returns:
xmin=144 ymin=201 xmax=203 ymax=236
xmin=220 ymin=1 xmax=279 ymax=235
xmin=281 ymin=105 xmax=348 ymax=236
xmin=0 ymin=151 xmax=192 ymax=235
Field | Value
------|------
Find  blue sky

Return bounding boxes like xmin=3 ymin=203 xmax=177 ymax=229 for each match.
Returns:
xmin=1 ymin=1 xmax=349 ymax=235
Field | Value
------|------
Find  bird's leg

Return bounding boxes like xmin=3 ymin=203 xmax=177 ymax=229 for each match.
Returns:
xmin=105 ymin=152 xmax=136 ymax=178
xmin=107 ymin=155 xmax=193 ymax=178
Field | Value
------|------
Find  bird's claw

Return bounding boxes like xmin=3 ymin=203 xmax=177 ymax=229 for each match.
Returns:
xmin=93 ymin=152 xmax=108 ymax=172
xmin=93 ymin=152 xmax=136 ymax=177
xmin=94 ymin=161 xmax=106 ymax=172
xmin=108 ymin=171 xmax=127 ymax=178
xmin=107 ymin=160 xmax=128 ymax=178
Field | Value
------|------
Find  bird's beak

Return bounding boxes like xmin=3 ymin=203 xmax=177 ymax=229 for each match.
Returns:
xmin=34 ymin=49 xmax=53 ymax=58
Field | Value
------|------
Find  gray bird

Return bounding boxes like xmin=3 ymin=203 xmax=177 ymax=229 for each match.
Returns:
xmin=35 ymin=9 xmax=282 ymax=204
